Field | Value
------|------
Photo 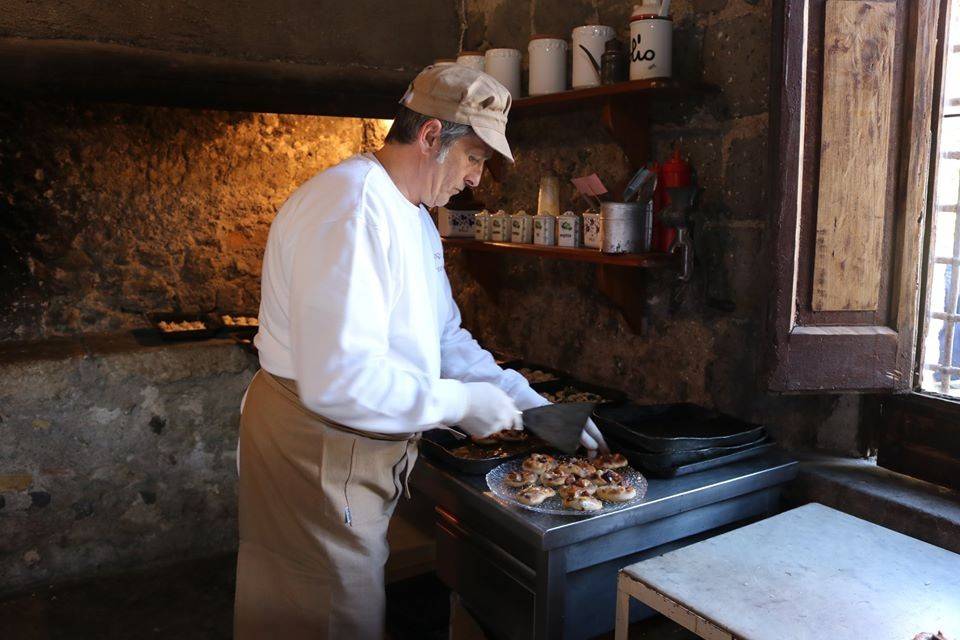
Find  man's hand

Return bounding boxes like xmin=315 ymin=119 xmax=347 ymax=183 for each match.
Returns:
xmin=459 ymin=382 xmax=523 ymax=438
xmin=580 ymin=417 xmax=609 ymax=456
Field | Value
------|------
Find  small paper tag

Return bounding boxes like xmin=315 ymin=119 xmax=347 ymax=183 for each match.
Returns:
xmin=571 ymin=174 xmax=609 ymax=197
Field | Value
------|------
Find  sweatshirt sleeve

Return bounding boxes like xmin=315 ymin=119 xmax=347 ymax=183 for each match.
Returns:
xmin=289 ymin=201 xmax=469 ymax=434
xmin=437 ymin=270 xmax=549 ymax=411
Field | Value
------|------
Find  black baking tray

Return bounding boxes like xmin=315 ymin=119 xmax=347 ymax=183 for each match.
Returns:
xmin=421 ymin=429 xmax=541 ymax=475
xmin=531 ymin=378 xmax=627 ymax=404
xmin=502 ymin=360 xmax=568 ymax=385
xmin=593 ymin=402 xmax=766 ymax=452
xmin=215 ymin=311 xmax=260 ymax=337
xmin=610 ymin=436 xmax=776 ymax=478
xmin=145 ymin=312 xmax=220 ymax=342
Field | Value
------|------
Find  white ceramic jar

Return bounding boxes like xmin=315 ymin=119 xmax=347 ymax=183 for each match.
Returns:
xmin=490 ymin=209 xmax=512 ymax=242
xmin=511 ymin=210 xmax=534 ymax=244
xmin=456 ymin=51 xmax=485 ymax=71
xmin=557 ymin=211 xmax=583 ymax=247
xmin=572 ymin=25 xmax=615 ymax=88
xmin=484 ymin=48 xmax=522 ymax=98
xmin=474 ymin=209 xmax=492 ymax=241
xmin=533 ymin=214 xmax=557 ymax=246
xmin=629 ymin=13 xmax=672 ymax=80
xmin=582 ymin=211 xmax=602 ymax=248
xmin=528 ymin=36 xmax=567 ymax=96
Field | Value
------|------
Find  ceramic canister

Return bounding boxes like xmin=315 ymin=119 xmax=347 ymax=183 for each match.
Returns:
xmin=511 ymin=210 xmax=534 ymax=244
xmin=474 ymin=209 xmax=492 ymax=241
xmin=490 ymin=209 xmax=512 ymax=242
xmin=437 ymin=207 xmax=477 ymax=238
xmin=456 ymin=51 xmax=485 ymax=71
xmin=557 ymin=211 xmax=583 ymax=247
xmin=533 ymin=214 xmax=557 ymax=246
xmin=582 ymin=211 xmax=602 ymax=248
xmin=572 ymin=25 xmax=615 ymax=88
xmin=537 ymin=175 xmax=561 ymax=216
xmin=629 ymin=12 xmax=672 ymax=80
xmin=484 ymin=48 xmax=522 ymax=98
xmin=528 ymin=36 xmax=567 ymax=96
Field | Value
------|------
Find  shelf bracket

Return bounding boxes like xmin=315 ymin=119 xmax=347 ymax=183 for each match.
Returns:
xmin=601 ymin=96 xmax=650 ymax=170
xmin=596 ymin=264 xmax=648 ymax=334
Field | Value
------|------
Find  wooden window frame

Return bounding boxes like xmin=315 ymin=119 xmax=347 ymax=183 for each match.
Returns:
xmin=766 ymin=0 xmax=941 ymax=392
xmin=877 ymin=0 xmax=960 ymax=491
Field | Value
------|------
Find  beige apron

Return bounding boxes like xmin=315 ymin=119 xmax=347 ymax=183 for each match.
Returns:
xmin=233 ymin=370 xmax=419 ymax=640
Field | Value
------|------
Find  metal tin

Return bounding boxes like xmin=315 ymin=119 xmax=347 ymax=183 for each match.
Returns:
xmin=600 ymin=201 xmax=651 ymax=253
xmin=557 ymin=211 xmax=582 ymax=247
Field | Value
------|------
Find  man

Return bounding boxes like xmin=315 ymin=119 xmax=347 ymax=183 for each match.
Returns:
xmin=234 ymin=63 xmax=606 ymax=639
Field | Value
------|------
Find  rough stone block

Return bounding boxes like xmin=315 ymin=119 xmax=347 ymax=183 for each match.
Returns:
xmin=702 ymin=13 xmax=769 ymax=117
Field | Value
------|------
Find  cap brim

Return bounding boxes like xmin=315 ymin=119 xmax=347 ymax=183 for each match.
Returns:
xmin=471 ymin=123 xmax=515 ymax=164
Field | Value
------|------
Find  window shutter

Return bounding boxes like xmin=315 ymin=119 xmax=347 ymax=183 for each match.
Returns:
xmin=767 ymin=0 xmax=940 ymax=391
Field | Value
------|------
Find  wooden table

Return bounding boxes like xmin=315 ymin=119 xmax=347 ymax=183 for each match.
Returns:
xmin=616 ymin=503 xmax=960 ymax=640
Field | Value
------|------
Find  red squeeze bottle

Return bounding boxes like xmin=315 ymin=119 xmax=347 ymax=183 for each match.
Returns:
xmin=656 ymin=147 xmax=692 ymax=252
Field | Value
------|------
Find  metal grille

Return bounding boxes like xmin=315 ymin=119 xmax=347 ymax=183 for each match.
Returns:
xmin=920 ymin=1 xmax=960 ymax=396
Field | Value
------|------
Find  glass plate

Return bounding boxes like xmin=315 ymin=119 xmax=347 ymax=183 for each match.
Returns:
xmin=486 ymin=457 xmax=648 ymax=517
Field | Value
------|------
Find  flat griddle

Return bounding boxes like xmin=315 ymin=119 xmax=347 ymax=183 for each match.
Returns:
xmin=420 ymin=429 xmax=543 ymax=475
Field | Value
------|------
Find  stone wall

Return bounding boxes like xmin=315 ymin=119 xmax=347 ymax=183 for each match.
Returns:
xmin=0 ymin=336 xmax=257 ymax=596
xmin=0 ymin=102 xmax=390 ymax=340
xmin=447 ymin=0 xmax=865 ymax=454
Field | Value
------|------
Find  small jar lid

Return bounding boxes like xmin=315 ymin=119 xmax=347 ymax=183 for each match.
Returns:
xmin=458 ymin=50 xmax=483 ymax=57
xmin=530 ymin=34 xmax=566 ymax=41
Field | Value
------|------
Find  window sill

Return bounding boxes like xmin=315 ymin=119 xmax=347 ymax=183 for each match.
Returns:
xmin=785 ymin=453 xmax=960 ymax=554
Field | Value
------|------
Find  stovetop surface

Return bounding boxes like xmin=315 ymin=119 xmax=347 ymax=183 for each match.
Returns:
xmin=412 ymin=449 xmax=798 ymax=549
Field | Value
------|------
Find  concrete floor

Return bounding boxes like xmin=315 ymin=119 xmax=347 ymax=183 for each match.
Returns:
xmin=0 ymin=554 xmax=695 ymax=640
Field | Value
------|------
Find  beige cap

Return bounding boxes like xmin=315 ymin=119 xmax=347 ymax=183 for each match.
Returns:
xmin=399 ymin=63 xmax=514 ymax=163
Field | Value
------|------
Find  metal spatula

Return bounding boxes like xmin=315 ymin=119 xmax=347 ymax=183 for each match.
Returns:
xmin=522 ymin=402 xmax=595 ymax=454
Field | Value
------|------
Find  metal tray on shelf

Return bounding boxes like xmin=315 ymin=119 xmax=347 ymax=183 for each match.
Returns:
xmin=145 ymin=312 xmax=220 ymax=342
xmin=593 ymin=402 xmax=766 ymax=452
xmin=216 ymin=311 xmax=260 ymax=337
xmin=531 ymin=378 xmax=627 ymax=404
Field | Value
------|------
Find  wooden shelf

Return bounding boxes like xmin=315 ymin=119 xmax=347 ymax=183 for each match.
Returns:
xmin=441 ymin=238 xmax=674 ymax=268
xmin=509 ymin=78 xmax=717 ymax=119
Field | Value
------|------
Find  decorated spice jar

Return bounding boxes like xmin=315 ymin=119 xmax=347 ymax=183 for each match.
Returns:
xmin=490 ymin=209 xmax=512 ymax=242
xmin=474 ymin=209 xmax=492 ymax=241
xmin=582 ymin=210 xmax=602 ymax=248
xmin=511 ymin=209 xmax=534 ymax=244
xmin=533 ymin=213 xmax=557 ymax=245
xmin=557 ymin=210 xmax=583 ymax=247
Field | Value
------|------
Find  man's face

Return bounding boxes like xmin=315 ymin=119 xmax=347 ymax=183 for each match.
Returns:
xmin=423 ymin=134 xmax=493 ymax=208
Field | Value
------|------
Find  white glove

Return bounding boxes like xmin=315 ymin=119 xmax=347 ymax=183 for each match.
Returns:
xmin=459 ymin=382 xmax=523 ymax=438
xmin=580 ymin=417 xmax=609 ymax=455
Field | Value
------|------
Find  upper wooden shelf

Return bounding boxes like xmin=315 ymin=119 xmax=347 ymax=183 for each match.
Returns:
xmin=441 ymin=238 xmax=675 ymax=268
xmin=509 ymin=78 xmax=718 ymax=119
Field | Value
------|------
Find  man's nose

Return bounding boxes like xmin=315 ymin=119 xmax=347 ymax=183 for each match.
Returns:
xmin=465 ymin=164 xmax=483 ymax=187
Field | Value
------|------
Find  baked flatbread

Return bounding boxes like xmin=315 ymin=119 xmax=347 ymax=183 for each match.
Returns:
xmin=561 ymin=494 xmax=603 ymax=511
xmin=505 ymin=470 xmax=538 ymax=488
xmin=596 ymin=483 xmax=637 ymax=502
xmin=594 ymin=453 xmax=628 ymax=470
xmin=522 ymin=453 xmax=557 ymax=474
xmin=517 ymin=486 xmax=556 ymax=506
xmin=589 ymin=469 xmax=623 ymax=486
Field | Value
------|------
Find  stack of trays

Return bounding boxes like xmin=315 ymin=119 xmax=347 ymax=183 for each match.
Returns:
xmin=592 ymin=403 xmax=774 ymax=478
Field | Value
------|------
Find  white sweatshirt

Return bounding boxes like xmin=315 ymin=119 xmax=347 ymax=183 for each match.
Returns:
xmin=254 ymin=153 xmax=547 ymax=435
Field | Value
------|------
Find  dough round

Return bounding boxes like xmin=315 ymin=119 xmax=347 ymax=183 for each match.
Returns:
xmin=522 ymin=454 xmax=557 ymax=474
xmin=563 ymin=477 xmax=597 ymax=495
xmin=505 ymin=470 xmax=538 ymax=488
xmin=562 ymin=495 xmax=603 ymax=511
xmin=540 ymin=469 xmax=570 ymax=487
xmin=596 ymin=483 xmax=637 ymax=502
xmin=517 ymin=486 xmax=556 ymax=506
xmin=589 ymin=469 xmax=623 ymax=486
xmin=594 ymin=453 xmax=628 ymax=470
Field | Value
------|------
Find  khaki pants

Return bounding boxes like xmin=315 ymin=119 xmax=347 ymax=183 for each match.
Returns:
xmin=234 ymin=370 xmax=419 ymax=640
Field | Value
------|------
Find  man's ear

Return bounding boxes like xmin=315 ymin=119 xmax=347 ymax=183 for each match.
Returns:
xmin=418 ymin=119 xmax=443 ymax=156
